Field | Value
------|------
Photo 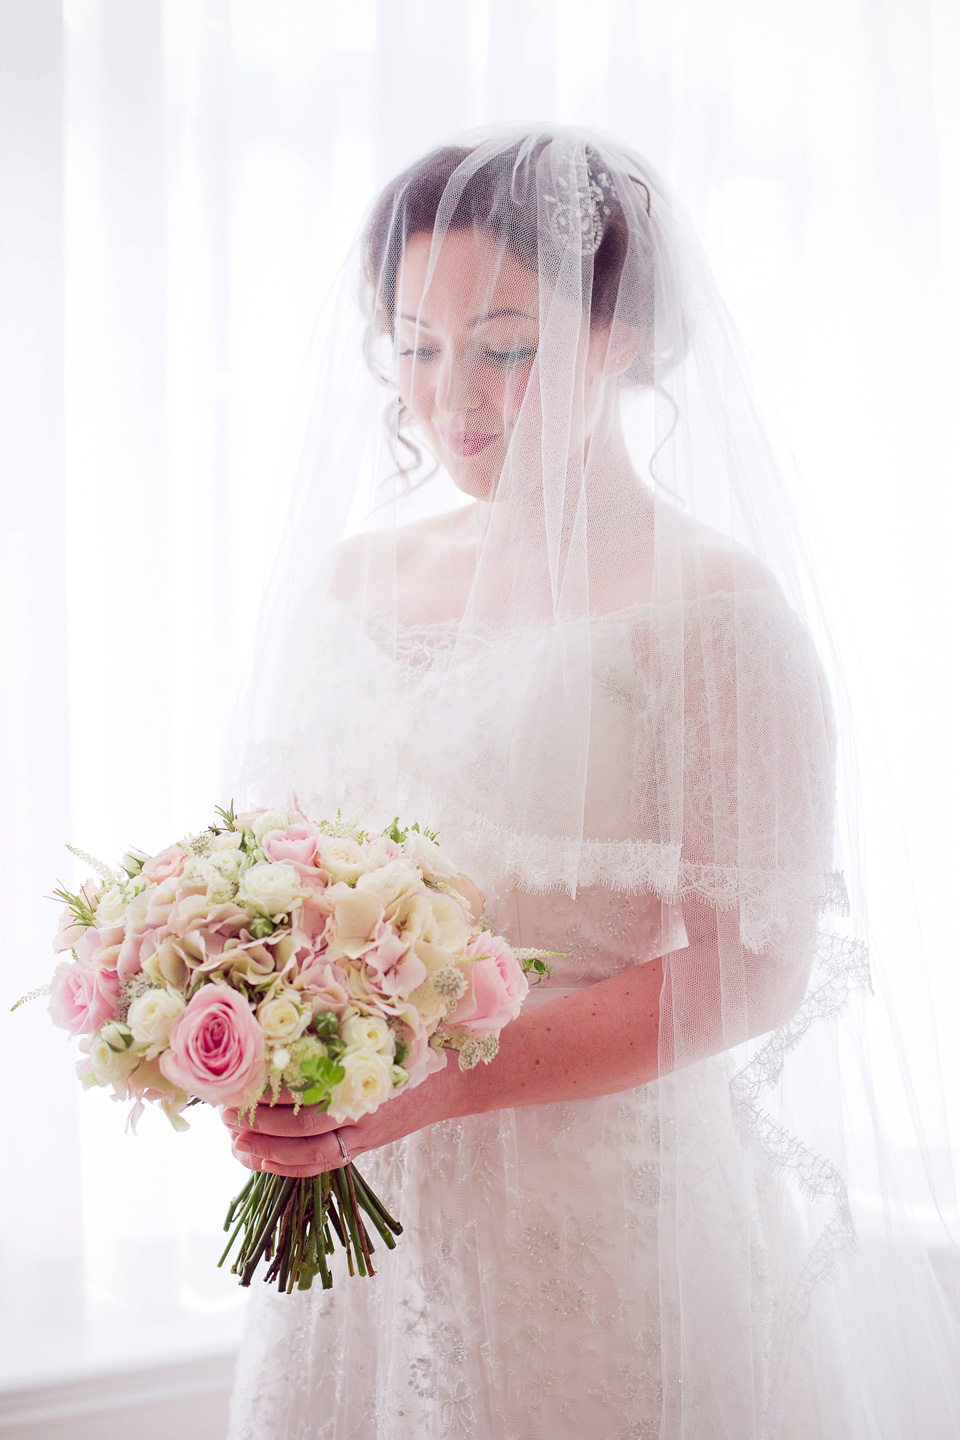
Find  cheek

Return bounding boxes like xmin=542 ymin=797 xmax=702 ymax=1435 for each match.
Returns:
xmin=503 ymin=360 xmax=536 ymax=426
xmin=397 ymin=361 xmax=430 ymax=420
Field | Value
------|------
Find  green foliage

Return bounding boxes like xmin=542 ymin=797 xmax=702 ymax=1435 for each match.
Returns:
xmin=294 ymin=1049 xmax=346 ymax=1107
xmin=49 ymin=881 xmax=98 ymax=928
xmin=393 ymin=1040 xmax=409 ymax=1065
xmin=211 ymin=800 xmax=237 ymax=833
xmin=383 ymin=816 xmax=440 ymax=845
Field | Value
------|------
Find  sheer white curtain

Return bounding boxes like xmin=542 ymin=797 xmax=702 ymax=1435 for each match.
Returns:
xmin=1 ymin=0 xmax=957 ymax=1392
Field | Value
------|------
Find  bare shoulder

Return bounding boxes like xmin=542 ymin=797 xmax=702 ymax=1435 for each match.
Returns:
xmin=327 ymin=509 xmax=464 ymax=610
xmin=679 ymin=517 xmax=784 ymax=602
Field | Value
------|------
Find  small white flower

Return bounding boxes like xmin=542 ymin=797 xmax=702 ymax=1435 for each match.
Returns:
xmin=270 ymin=1046 xmax=292 ymax=1071
xmin=237 ymin=861 xmax=302 ymax=917
xmin=100 ymin=1021 xmax=132 ymax=1052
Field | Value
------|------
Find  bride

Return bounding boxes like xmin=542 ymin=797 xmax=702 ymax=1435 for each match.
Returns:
xmin=221 ymin=124 xmax=960 ymax=1437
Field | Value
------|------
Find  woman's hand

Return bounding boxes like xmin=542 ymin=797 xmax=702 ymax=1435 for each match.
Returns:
xmin=221 ymin=1056 xmax=465 ymax=1178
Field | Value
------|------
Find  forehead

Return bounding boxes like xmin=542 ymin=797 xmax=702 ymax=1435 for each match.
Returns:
xmin=396 ymin=228 xmax=540 ymax=326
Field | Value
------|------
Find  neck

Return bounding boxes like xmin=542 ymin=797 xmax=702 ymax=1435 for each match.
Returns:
xmin=472 ymin=408 xmax=653 ymax=549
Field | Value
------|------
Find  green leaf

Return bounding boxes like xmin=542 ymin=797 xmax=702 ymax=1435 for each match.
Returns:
xmin=299 ymin=1087 xmax=332 ymax=1107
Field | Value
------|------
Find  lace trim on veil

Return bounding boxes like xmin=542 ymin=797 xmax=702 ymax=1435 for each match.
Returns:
xmin=730 ymin=927 xmax=873 ymax=1434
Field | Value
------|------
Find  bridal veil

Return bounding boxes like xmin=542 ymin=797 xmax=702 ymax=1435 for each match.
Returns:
xmin=222 ymin=122 xmax=960 ymax=1437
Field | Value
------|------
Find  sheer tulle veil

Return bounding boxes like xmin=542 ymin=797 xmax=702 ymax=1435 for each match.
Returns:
xmin=221 ymin=121 xmax=960 ymax=1436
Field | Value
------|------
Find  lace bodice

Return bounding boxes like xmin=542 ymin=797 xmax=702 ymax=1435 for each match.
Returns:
xmin=239 ymin=586 xmax=844 ymax=965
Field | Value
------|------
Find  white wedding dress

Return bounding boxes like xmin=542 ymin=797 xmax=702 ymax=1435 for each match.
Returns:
xmin=224 ymin=591 xmax=898 ymax=1439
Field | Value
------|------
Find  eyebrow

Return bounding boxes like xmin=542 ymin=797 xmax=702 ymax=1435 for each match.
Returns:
xmin=397 ymin=307 xmax=537 ymax=329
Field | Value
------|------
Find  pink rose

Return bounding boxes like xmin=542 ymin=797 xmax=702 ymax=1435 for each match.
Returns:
xmin=446 ymin=933 xmax=529 ymax=1037
xmin=49 ymin=961 xmax=121 ymax=1036
xmin=261 ymin=824 xmax=321 ymax=877
xmin=159 ymin=984 xmax=265 ymax=1106
xmin=141 ymin=844 xmax=189 ymax=885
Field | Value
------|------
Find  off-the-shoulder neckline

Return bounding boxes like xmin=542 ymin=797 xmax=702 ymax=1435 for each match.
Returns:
xmin=327 ymin=586 xmax=787 ymax=640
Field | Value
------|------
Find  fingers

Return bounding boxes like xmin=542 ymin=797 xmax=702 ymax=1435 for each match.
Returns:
xmin=229 ymin=1126 xmax=359 ymax=1177
xmin=222 ymin=1103 xmax=342 ymax=1138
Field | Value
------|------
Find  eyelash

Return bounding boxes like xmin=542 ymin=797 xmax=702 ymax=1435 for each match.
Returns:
xmin=398 ymin=346 xmax=537 ymax=366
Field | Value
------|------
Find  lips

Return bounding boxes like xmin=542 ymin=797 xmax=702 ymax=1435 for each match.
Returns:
xmin=440 ymin=429 xmax=496 ymax=457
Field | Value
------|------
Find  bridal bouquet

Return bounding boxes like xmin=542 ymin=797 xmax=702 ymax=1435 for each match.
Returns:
xmin=19 ymin=804 xmax=552 ymax=1292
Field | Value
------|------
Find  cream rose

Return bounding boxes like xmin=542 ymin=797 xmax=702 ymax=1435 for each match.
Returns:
xmin=401 ymin=830 xmax=460 ymax=882
xmin=127 ymin=986 xmax=186 ymax=1059
xmin=327 ymin=1046 xmax=393 ymax=1123
xmin=315 ymin=836 xmax=367 ymax=885
xmin=237 ymin=861 xmax=302 ymax=917
xmin=257 ymin=990 xmax=311 ymax=1044
xmin=341 ymin=1012 xmax=394 ymax=1056
xmin=249 ymin=809 xmax=298 ymax=843
xmin=94 ymin=884 xmax=127 ymax=928
xmin=83 ymin=1032 xmax=139 ymax=1087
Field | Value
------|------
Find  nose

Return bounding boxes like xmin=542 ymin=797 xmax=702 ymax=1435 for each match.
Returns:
xmin=434 ymin=347 xmax=483 ymax=417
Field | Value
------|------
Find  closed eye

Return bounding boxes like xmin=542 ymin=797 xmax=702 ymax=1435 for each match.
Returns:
xmin=397 ymin=346 xmax=537 ymax=364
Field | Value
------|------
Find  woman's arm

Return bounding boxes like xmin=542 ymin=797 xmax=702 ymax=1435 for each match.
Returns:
xmin=223 ymin=898 xmax=803 ymax=1177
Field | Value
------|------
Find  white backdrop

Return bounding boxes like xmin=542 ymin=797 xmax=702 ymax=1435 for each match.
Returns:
xmin=1 ymin=0 xmax=957 ymax=1393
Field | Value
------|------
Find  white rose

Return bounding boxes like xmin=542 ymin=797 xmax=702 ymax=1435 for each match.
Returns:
xmin=327 ymin=1047 xmax=393 ymax=1123
xmin=341 ymin=1013 xmax=394 ymax=1056
xmin=237 ymin=861 xmax=302 ymax=917
xmin=315 ymin=836 xmax=367 ymax=885
xmin=84 ymin=1032 xmax=139 ymax=1087
xmin=94 ymin=884 xmax=127 ymax=927
xmin=249 ymin=809 xmax=298 ymax=843
xmin=402 ymin=830 xmax=460 ymax=882
xmin=356 ymin=858 xmax=424 ymax=916
xmin=209 ymin=830 xmax=243 ymax=852
xmin=128 ymin=987 xmax=186 ymax=1059
xmin=257 ymin=990 xmax=311 ymax=1044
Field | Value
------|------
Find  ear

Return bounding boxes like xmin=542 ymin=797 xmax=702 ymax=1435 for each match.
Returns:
xmin=602 ymin=318 xmax=649 ymax=377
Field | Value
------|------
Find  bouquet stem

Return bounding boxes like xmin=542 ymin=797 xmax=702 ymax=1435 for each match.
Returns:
xmin=219 ymin=1161 xmax=403 ymax=1292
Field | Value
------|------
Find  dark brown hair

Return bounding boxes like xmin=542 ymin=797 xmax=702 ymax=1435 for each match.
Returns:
xmin=359 ymin=136 xmax=658 ymax=487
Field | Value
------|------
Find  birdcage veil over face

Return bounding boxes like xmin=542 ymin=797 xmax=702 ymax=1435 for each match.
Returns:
xmin=222 ymin=123 xmax=960 ymax=1439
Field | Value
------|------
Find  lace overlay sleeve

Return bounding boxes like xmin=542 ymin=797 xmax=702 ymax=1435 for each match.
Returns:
xmin=631 ymin=589 xmax=844 ymax=959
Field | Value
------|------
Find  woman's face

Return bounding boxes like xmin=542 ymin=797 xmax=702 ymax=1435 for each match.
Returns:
xmin=394 ymin=227 xmax=614 ymax=502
